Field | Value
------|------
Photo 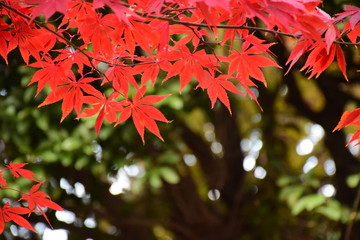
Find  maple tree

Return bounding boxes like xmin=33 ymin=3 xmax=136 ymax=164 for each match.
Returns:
xmin=1 ymin=0 xmax=360 ymax=237
xmin=1 ymin=0 xmax=359 ymax=143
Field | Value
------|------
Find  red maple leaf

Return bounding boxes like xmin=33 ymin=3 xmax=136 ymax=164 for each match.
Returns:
xmin=134 ymin=55 xmax=172 ymax=86
xmin=333 ymin=108 xmax=360 ymax=132
xmin=19 ymin=182 xmax=62 ymax=227
xmin=285 ymin=38 xmax=313 ymax=74
xmin=0 ymin=171 xmax=7 ymax=187
xmin=169 ymin=15 xmax=209 ymax=48
xmin=335 ymin=45 xmax=348 ymax=81
xmin=346 ymin=23 xmax=360 ymax=43
xmin=300 ymin=42 xmax=336 ymax=79
xmin=232 ymin=73 xmax=262 ymax=109
xmin=93 ymin=0 xmax=143 ymax=25
xmin=196 ymin=70 xmax=242 ymax=114
xmin=54 ymin=47 xmax=92 ymax=75
xmin=0 ymin=202 xmax=35 ymax=234
xmin=6 ymin=162 xmax=38 ymax=182
xmin=78 ymin=92 xmax=123 ymax=135
xmin=7 ymin=16 xmax=48 ymax=64
xmin=0 ymin=19 xmax=12 ymax=64
xmin=116 ymin=86 xmax=171 ymax=143
xmin=105 ymin=65 xmax=138 ymax=97
xmin=163 ymin=45 xmax=218 ymax=91
xmin=38 ymin=72 xmax=102 ymax=122
xmin=28 ymin=57 xmax=72 ymax=95
xmin=25 ymin=0 xmax=70 ymax=20
xmin=226 ymin=38 xmax=280 ymax=86
xmin=103 ymin=17 xmax=158 ymax=56
xmin=75 ymin=11 xmax=115 ymax=58
xmin=335 ymin=5 xmax=360 ymax=29
xmin=333 ymin=108 xmax=360 ymax=146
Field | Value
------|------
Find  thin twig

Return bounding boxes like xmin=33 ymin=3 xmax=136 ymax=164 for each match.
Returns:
xmin=142 ymin=13 xmax=360 ymax=46
xmin=143 ymin=13 xmax=296 ymax=37
xmin=343 ymin=183 xmax=360 ymax=240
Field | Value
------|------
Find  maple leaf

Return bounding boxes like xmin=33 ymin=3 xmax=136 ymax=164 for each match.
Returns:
xmin=0 ymin=19 xmax=12 ymax=64
xmin=151 ymin=20 xmax=169 ymax=52
xmin=333 ymin=108 xmax=360 ymax=146
xmin=346 ymin=23 xmax=360 ymax=43
xmin=169 ymin=21 xmax=208 ymax=49
xmin=333 ymin=108 xmax=360 ymax=132
xmin=226 ymin=39 xmax=280 ymax=86
xmin=0 ymin=203 xmax=35 ymax=234
xmin=116 ymin=86 xmax=171 ymax=143
xmin=335 ymin=5 xmax=360 ymax=29
xmin=75 ymin=12 xmax=115 ymax=58
xmin=196 ymin=70 xmax=242 ymax=114
xmin=163 ymin=45 xmax=218 ymax=91
xmin=105 ymin=65 xmax=138 ymax=97
xmin=25 ymin=0 xmax=70 ymax=20
xmin=188 ymin=0 xmax=229 ymax=8
xmin=19 ymin=181 xmax=62 ymax=227
xmin=135 ymin=55 xmax=172 ymax=86
xmin=54 ymin=47 xmax=92 ymax=75
xmin=6 ymin=162 xmax=38 ymax=182
xmin=0 ymin=171 xmax=7 ymax=187
xmin=61 ymin=0 xmax=95 ymax=29
xmin=28 ymin=57 xmax=72 ymax=95
xmin=232 ymin=73 xmax=262 ymax=109
xmin=78 ymin=92 xmax=123 ymax=135
xmin=93 ymin=0 xmax=142 ymax=25
xmin=335 ymin=45 xmax=348 ymax=81
xmin=261 ymin=0 xmax=326 ymax=41
xmin=38 ymin=73 xmax=102 ymax=122
xmin=286 ymin=39 xmax=313 ymax=74
xmin=7 ymin=17 xmax=47 ymax=64
xmin=300 ymin=42 xmax=336 ymax=79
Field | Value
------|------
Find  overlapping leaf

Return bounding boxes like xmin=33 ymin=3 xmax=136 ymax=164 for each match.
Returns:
xmin=196 ymin=70 xmax=242 ymax=114
xmin=79 ymin=92 xmax=123 ymax=135
xmin=19 ymin=182 xmax=63 ymax=227
xmin=0 ymin=203 xmax=35 ymax=234
xmin=226 ymin=36 xmax=280 ymax=86
xmin=38 ymin=73 xmax=102 ymax=121
xmin=116 ymin=86 xmax=171 ymax=143
xmin=6 ymin=162 xmax=38 ymax=182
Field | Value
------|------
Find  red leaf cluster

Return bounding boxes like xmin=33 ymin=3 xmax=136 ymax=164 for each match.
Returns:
xmin=0 ymin=0 xmax=359 ymax=143
xmin=0 ymin=162 xmax=62 ymax=234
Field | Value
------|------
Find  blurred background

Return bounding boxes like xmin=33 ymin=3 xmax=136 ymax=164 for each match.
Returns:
xmin=1 ymin=0 xmax=360 ymax=239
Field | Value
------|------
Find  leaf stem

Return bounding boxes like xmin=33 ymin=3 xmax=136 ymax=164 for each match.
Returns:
xmin=0 ymin=187 xmax=27 ymax=195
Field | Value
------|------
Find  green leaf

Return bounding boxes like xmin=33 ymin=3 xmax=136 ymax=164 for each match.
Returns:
xmin=292 ymin=194 xmax=326 ymax=215
xmin=277 ymin=176 xmax=296 ymax=187
xmin=75 ymin=157 xmax=89 ymax=170
xmin=279 ymin=185 xmax=306 ymax=206
xmin=158 ymin=151 xmax=181 ymax=164
xmin=159 ymin=167 xmax=179 ymax=184
xmin=346 ymin=173 xmax=360 ymax=188
xmin=315 ymin=200 xmax=342 ymax=221
xmin=149 ymin=171 xmax=162 ymax=189
xmin=61 ymin=137 xmax=82 ymax=151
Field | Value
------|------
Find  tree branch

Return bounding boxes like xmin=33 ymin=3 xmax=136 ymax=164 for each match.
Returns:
xmin=142 ymin=13 xmax=360 ymax=46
